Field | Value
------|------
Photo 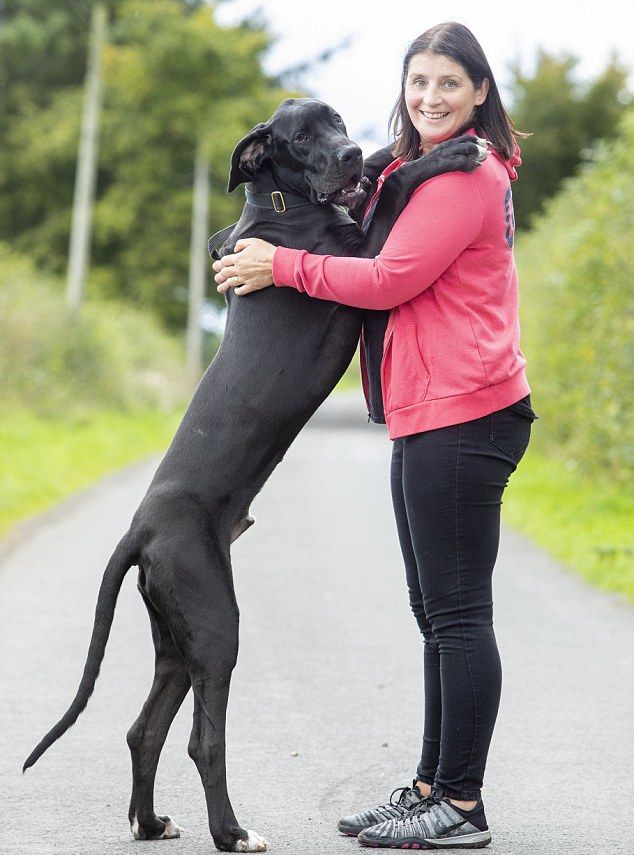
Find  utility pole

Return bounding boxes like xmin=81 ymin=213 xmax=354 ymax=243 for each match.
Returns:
xmin=66 ymin=3 xmax=106 ymax=312
xmin=186 ymin=141 xmax=210 ymax=385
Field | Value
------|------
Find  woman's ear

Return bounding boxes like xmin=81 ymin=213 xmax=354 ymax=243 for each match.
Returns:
xmin=475 ymin=77 xmax=490 ymax=106
xmin=227 ymin=124 xmax=273 ymax=192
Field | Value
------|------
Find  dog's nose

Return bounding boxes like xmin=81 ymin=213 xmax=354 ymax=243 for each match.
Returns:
xmin=337 ymin=143 xmax=362 ymax=165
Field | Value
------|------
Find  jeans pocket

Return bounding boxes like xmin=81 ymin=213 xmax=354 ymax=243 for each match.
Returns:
xmin=489 ymin=404 xmax=535 ymax=461
xmin=507 ymin=394 xmax=539 ymax=421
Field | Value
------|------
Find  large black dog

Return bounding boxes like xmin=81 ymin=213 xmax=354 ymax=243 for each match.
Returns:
xmin=23 ymin=99 xmax=486 ymax=852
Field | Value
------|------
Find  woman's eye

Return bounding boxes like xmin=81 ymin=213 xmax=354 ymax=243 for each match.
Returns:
xmin=295 ymin=133 xmax=308 ymax=142
xmin=444 ymin=80 xmax=457 ymax=88
xmin=333 ymin=114 xmax=343 ymax=123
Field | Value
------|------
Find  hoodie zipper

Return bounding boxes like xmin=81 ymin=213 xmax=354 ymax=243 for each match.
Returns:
xmin=379 ymin=312 xmax=395 ymax=414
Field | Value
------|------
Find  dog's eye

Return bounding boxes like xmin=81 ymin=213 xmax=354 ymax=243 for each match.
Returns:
xmin=295 ymin=133 xmax=308 ymax=142
xmin=333 ymin=114 xmax=343 ymax=123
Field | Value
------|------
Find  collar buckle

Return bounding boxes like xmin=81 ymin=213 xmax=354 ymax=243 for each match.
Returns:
xmin=271 ymin=191 xmax=286 ymax=213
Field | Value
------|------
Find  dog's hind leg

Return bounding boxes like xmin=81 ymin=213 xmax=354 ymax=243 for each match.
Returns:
xmin=143 ymin=534 xmax=267 ymax=853
xmin=188 ymin=677 xmax=267 ymax=852
xmin=127 ymin=592 xmax=191 ymax=841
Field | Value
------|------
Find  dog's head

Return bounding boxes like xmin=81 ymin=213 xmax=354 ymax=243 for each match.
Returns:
xmin=227 ymin=98 xmax=365 ymax=208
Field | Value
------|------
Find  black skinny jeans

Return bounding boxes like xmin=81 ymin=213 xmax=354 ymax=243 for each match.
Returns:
xmin=390 ymin=396 xmax=537 ymax=801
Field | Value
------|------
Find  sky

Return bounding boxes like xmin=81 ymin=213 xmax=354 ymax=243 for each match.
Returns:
xmin=215 ymin=0 xmax=633 ymax=152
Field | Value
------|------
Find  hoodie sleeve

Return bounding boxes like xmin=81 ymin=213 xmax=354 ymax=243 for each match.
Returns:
xmin=272 ymin=170 xmax=484 ymax=311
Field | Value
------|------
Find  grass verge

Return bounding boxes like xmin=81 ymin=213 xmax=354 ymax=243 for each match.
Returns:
xmin=503 ymin=448 xmax=634 ymax=603
xmin=0 ymin=409 xmax=183 ymax=541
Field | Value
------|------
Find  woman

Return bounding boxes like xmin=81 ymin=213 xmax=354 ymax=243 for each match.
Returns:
xmin=214 ymin=21 xmax=537 ymax=850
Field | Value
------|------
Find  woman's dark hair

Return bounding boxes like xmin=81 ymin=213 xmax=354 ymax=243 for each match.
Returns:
xmin=389 ymin=22 xmax=527 ymax=161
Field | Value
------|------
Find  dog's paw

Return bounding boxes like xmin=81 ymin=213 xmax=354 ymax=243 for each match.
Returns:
xmin=234 ymin=829 xmax=269 ymax=852
xmin=131 ymin=813 xmax=183 ymax=840
xmin=474 ymin=136 xmax=491 ymax=162
xmin=158 ymin=815 xmax=183 ymax=839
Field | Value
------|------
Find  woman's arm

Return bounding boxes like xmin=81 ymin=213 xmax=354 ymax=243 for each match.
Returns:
xmin=215 ymin=170 xmax=483 ymax=309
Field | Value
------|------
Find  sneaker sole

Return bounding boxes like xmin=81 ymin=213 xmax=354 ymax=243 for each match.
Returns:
xmin=359 ymin=830 xmax=492 ymax=849
xmin=338 ymin=827 xmax=365 ymax=837
xmin=338 ymin=816 xmax=410 ymax=837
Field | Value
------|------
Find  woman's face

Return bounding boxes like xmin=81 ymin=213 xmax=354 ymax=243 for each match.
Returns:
xmin=405 ymin=52 xmax=489 ymax=154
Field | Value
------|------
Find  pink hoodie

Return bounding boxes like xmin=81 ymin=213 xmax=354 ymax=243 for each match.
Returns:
xmin=272 ymin=134 xmax=530 ymax=439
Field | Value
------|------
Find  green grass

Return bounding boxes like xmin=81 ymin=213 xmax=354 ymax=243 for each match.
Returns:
xmin=335 ymin=352 xmax=364 ymax=392
xmin=503 ymin=448 xmax=634 ymax=602
xmin=0 ymin=409 xmax=183 ymax=540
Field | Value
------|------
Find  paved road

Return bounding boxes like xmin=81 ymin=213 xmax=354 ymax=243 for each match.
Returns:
xmin=1 ymin=393 xmax=632 ymax=855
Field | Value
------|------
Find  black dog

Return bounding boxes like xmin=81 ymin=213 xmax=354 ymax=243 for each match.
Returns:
xmin=23 ymin=98 xmax=486 ymax=852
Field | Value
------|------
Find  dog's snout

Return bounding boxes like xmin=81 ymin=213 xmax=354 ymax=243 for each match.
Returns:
xmin=337 ymin=143 xmax=362 ymax=165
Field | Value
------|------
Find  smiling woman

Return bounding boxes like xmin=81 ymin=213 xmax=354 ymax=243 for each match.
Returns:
xmin=404 ymin=53 xmax=489 ymax=153
xmin=214 ymin=20 xmax=534 ymax=851
xmin=389 ymin=23 xmax=520 ymax=162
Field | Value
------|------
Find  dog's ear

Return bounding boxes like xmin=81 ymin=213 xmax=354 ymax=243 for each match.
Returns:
xmin=227 ymin=123 xmax=273 ymax=192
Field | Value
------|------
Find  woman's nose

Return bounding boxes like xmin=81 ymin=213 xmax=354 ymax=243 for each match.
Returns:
xmin=422 ymin=86 xmax=442 ymax=106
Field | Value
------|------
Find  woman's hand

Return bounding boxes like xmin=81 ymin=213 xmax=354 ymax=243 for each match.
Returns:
xmin=212 ymin=238 xmax=277 ymax=296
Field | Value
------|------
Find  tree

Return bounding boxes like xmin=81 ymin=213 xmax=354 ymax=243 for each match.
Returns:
xmin=509 ymin=50 xmax=631 ymax=229
xmin=0 ymin=0 xmax=295 ymax=328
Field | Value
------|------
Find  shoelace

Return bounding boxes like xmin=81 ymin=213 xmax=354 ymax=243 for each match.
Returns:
xmin=388 ymin=785 xmax=421 ymax=808
xmin=410 ymin=787 xmax=444 ymax=818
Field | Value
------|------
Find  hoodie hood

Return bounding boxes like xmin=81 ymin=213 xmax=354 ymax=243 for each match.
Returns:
xmin=494 ymin=141 xmax=522 ymax=181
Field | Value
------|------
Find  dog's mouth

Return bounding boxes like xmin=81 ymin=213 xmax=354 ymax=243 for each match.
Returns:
xmin=316 ymin=178 xmax=365 ymax=209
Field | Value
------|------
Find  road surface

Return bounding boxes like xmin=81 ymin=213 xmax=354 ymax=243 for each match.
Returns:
xmin=1 ymin=393 xmax=632 ymax=854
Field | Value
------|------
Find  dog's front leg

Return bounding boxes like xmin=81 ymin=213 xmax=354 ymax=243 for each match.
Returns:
xmin=394 ymin=134 xmax=488 ymax=191
xmin=347 ymin=143 xmax=397 ymax=226
xmin=362 ymin=135 xmax=488 ymax=253
xmin=362 ymin=142 xmax=397 ymax=187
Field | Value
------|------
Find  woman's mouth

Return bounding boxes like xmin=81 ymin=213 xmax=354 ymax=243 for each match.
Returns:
xmin=421 ymin=111 xmax=450 ymax=120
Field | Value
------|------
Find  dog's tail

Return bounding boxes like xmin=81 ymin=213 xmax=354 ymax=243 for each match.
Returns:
xmin=22 ymin=532 xmax=138 ymax=772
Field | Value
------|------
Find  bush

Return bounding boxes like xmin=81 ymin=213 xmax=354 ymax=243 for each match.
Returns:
xmin=516 ymin=108 xmax=634 ymax=487
xmin=0 ymin=244 xmax=188 ymax=416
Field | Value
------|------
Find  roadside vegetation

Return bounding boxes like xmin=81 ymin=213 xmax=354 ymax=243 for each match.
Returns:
xmin=503 ymin=451 xmax=633 ymax=601
xmin=0 ymin=245 xmax=186 ymax=539
xmin=0 ymin=409 xmax=183 ymax=540
xmin=508 ymin=108 xmax=634 ymax=601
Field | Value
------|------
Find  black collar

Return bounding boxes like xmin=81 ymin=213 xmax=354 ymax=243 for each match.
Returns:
xmin=245 ymin=186 xmax=313 ymax=213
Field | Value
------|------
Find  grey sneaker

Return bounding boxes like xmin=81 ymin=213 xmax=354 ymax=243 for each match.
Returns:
xmin=337 ymin=781 xmax=426 ymax=837
xmin=358 ymin=787 xmax=492 ymax=849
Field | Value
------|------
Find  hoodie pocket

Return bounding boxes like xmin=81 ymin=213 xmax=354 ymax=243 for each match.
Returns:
xmin=406 ymin=325 xmax=431 ymax=387
xmin=382 ymin=324 xmax=430 ymax=412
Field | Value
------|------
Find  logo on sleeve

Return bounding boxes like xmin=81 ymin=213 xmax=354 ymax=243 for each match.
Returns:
xmin=503 ymin=187 xmax=515 ymax=249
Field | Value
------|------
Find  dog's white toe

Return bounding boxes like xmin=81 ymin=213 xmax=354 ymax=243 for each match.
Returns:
xmin=234 ymin=829 xmax=269 ymax=852
xmin=130 ymin=814 xmax=183 ymax=840
xmin=474 ymin=137 xmax=489 ymax=161
xmin=131 ymin=816 xmax=141 ymax=840
xmin=160 ymin=817 xmax=183 ymax=839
